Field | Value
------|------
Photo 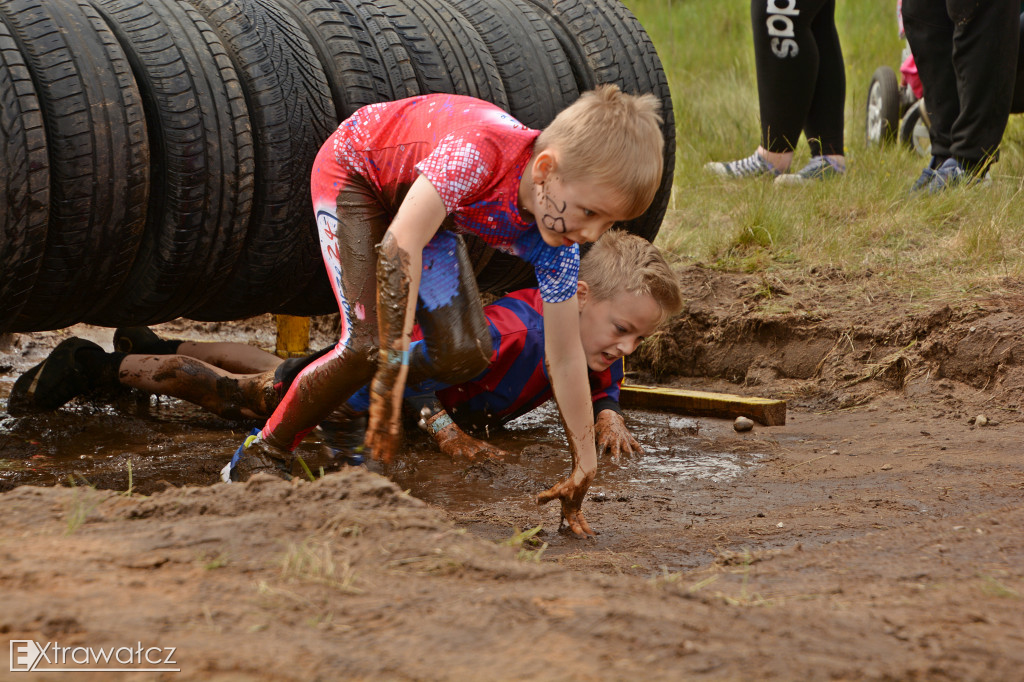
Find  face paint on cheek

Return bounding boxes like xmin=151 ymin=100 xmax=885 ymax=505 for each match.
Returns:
xmin=540 ymin=183 xmax=568 ymax=234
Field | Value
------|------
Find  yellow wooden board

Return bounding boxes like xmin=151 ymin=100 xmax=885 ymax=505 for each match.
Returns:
xmin=619 ymin=384 xmax=786 ymax=426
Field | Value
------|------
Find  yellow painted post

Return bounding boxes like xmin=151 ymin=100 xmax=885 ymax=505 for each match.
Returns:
xmin=275 ymin=314 xmax=310 ymax=358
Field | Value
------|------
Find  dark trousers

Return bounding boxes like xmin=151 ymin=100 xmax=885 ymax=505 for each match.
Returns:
xmin=751 ymin=0 xmax=846 ymax=155
xmin=902 ymin=0 xmax=1020 ymax=168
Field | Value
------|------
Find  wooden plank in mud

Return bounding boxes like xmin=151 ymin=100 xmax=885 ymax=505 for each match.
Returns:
xmin=619 ymin=384 xmax=787 ymax=426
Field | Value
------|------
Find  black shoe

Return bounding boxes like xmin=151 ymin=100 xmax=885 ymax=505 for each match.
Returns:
xmin=112 ymin=326 xmax=179 ymax=354
xmin=8 ymin=338 xmax=105 ymax=415
xmin=316 ymin=415 xmax=369 ymax=466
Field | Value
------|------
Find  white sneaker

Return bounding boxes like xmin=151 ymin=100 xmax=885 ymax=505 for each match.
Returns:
xmin=705 ymin=151 xmax=781 ymax=178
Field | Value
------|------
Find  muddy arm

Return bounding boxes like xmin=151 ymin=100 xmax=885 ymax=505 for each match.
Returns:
xmin=535 ymin=297 xmax=597 ymax=537
xmin=366 ymin=176 xmax=447 ymax=463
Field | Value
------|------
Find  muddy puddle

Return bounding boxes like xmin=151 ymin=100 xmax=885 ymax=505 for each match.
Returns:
xmin=0 ymin=387 xmax=764 ymax=519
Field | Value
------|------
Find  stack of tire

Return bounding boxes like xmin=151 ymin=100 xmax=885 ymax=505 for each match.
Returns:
xmin=0 ymin=0 xmax=674 ymax=334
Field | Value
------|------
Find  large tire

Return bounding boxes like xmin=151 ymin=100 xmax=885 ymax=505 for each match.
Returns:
xmin=185 ymin=0 xmax=336 ymax=321
xmin=375 ymin=0 xmax=508 ymax=106
xmin=85 ymin=0 xmax=256 ymax=326
xmin=328 ymin=0 xmax=421 ymax=102
xmin=271 ymin=0 xmax=424 ymax=317
xmin=443 ymin=0 xmax=577 ymax=129
xmin=273 ymin=0 xmax=389 ymax=123
xmin=524 ymin=0 xmax=675 ymax=243
xmin=865 ymin=65 xmax=900 ymax=147
xmin=0 ymin=0 xmax=149 ymax=332
xmin=0 ymin=18 xmax=48 ymax=333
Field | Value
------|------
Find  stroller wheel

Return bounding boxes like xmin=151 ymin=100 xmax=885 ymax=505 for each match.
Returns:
xmin=899 ymin=99 xmax=932 ymax=158
xmin=865 ymin=65 xmax=900 ymax=146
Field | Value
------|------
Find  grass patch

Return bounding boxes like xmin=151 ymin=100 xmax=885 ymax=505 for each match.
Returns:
xmin=629 ymin=0 xmax=1024 ymax=301
xmin=280 ymin=538 xmax=361 ymax=593
xmin=978 ymin=574 xmax=1022 ymax=599
xmin=499 ymin=525 xmax=548 ymax=562
xmin=64 ymin=485 xmax=101 ymax=536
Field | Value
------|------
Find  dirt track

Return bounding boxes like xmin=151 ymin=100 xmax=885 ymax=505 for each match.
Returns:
xmin=1 ymin=266 xmax=1023 ymax=681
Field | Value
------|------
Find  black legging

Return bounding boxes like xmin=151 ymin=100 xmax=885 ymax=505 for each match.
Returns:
xmin=751 ymin=0 xmax=846 ymax=156
xmin=902 ymin=0 xmax=1019 ymax=168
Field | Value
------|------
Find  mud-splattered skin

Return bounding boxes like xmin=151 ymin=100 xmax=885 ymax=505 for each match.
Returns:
xmin=428 ymin=410 xmax=508 ymax=462
xmin=367 ymin=233 xmax=413 ymax=462
xmin=536 ymin=357 xmax=597 ymax=537
xmin=595 ymin=410 xmax=642 ymax=463
xmin=124 ymin=356 xmax=275 ymax=422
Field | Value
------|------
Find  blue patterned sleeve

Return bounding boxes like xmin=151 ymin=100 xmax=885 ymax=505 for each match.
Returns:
xmin=531 ymin=242 xmax=580 ymax=303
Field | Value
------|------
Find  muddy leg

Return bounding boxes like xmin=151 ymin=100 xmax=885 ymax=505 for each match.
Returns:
xmin=118 ymin=355 xmax=275 ymax=421
xmin=261 ymin=173 xmax=387 ymax=452
xmin=174 ymin=341 xmax=282 ymax=374
xmin=406 ymin=232 xmax=492 ymax=387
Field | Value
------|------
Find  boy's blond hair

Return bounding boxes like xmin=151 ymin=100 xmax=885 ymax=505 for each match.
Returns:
xmin=579 ymin=230 xmax=683 ymax=325
xmin=535 ymin=85 xmax=664 ymax=219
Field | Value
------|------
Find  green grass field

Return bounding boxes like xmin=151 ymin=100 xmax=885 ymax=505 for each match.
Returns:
xmin=629 ymin=0 xmax=1024 ymax=304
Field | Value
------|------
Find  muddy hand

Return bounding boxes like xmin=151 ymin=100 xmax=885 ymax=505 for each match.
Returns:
xmin=537 ymin=466 xmax=596 ymax=537
xmin=595 ymin=410 xmax=642 ymax=464
xmin=439 ymin=430 xmax=508 ymax=462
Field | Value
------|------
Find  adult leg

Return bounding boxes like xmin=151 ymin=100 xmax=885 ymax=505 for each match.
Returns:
xmin=902 ymin=0 xmax=957 ymax=163
xmin=1012 ymin=12 xmax=1024 ymax=114
xmin=946 ymin=0 xmax=1018 ymax=169
xmin=751 ymin=0 xmax=834 ymax=155
xmin=802 ymin=0 xmax=844 ymax=158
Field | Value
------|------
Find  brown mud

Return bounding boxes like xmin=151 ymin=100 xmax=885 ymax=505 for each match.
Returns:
xmin=1 ymin=266 xmax=1023 ymax=681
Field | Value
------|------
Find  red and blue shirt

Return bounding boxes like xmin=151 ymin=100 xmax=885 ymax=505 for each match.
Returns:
xmin=312 ymin=94 xmax=580 ymax=303
xmin=343 ymin=289 xmax=621 ymax=428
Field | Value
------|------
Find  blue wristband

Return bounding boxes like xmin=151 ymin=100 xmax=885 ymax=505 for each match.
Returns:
xmin=426 ymin=412 xmax=454 ymax=436
xmin=386 ymin=349 xmax=410 ymax=365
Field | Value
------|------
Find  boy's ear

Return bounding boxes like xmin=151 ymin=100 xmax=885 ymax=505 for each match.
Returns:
xmin=576 ymin=280 xmax=589 ymax=310
xmin=532 ymin=149 xmax=557 ymax=184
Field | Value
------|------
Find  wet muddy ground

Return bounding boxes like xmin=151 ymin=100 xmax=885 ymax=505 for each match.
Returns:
xmin=2 ymin=267 xmax=1024 ymax=680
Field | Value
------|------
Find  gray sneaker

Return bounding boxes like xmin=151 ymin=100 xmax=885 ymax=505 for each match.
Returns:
xmin=775 ymin=156 xmax=845 ymax=185
xmin=705 ymin=151 xmax=780 ymax=178
xmin=910 ymin=165 xmax=938 ymax=192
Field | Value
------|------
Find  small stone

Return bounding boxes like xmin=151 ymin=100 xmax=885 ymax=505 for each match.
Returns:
xmin=975 ymin=415 xmax=988 ymax=427
xmin=880 ymin=463 xmax=893 ymax=471
xmin=734 ymin=416 xmax=754 ymax=432
xmin=829 ymin=449 xmax=840 ymax=456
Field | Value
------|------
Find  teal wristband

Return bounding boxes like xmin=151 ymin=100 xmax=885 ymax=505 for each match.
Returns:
xmin=386 ymin=349 xmax=410 ymax=365
xmin=426 ymin=412 xmax=454 ymax=436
